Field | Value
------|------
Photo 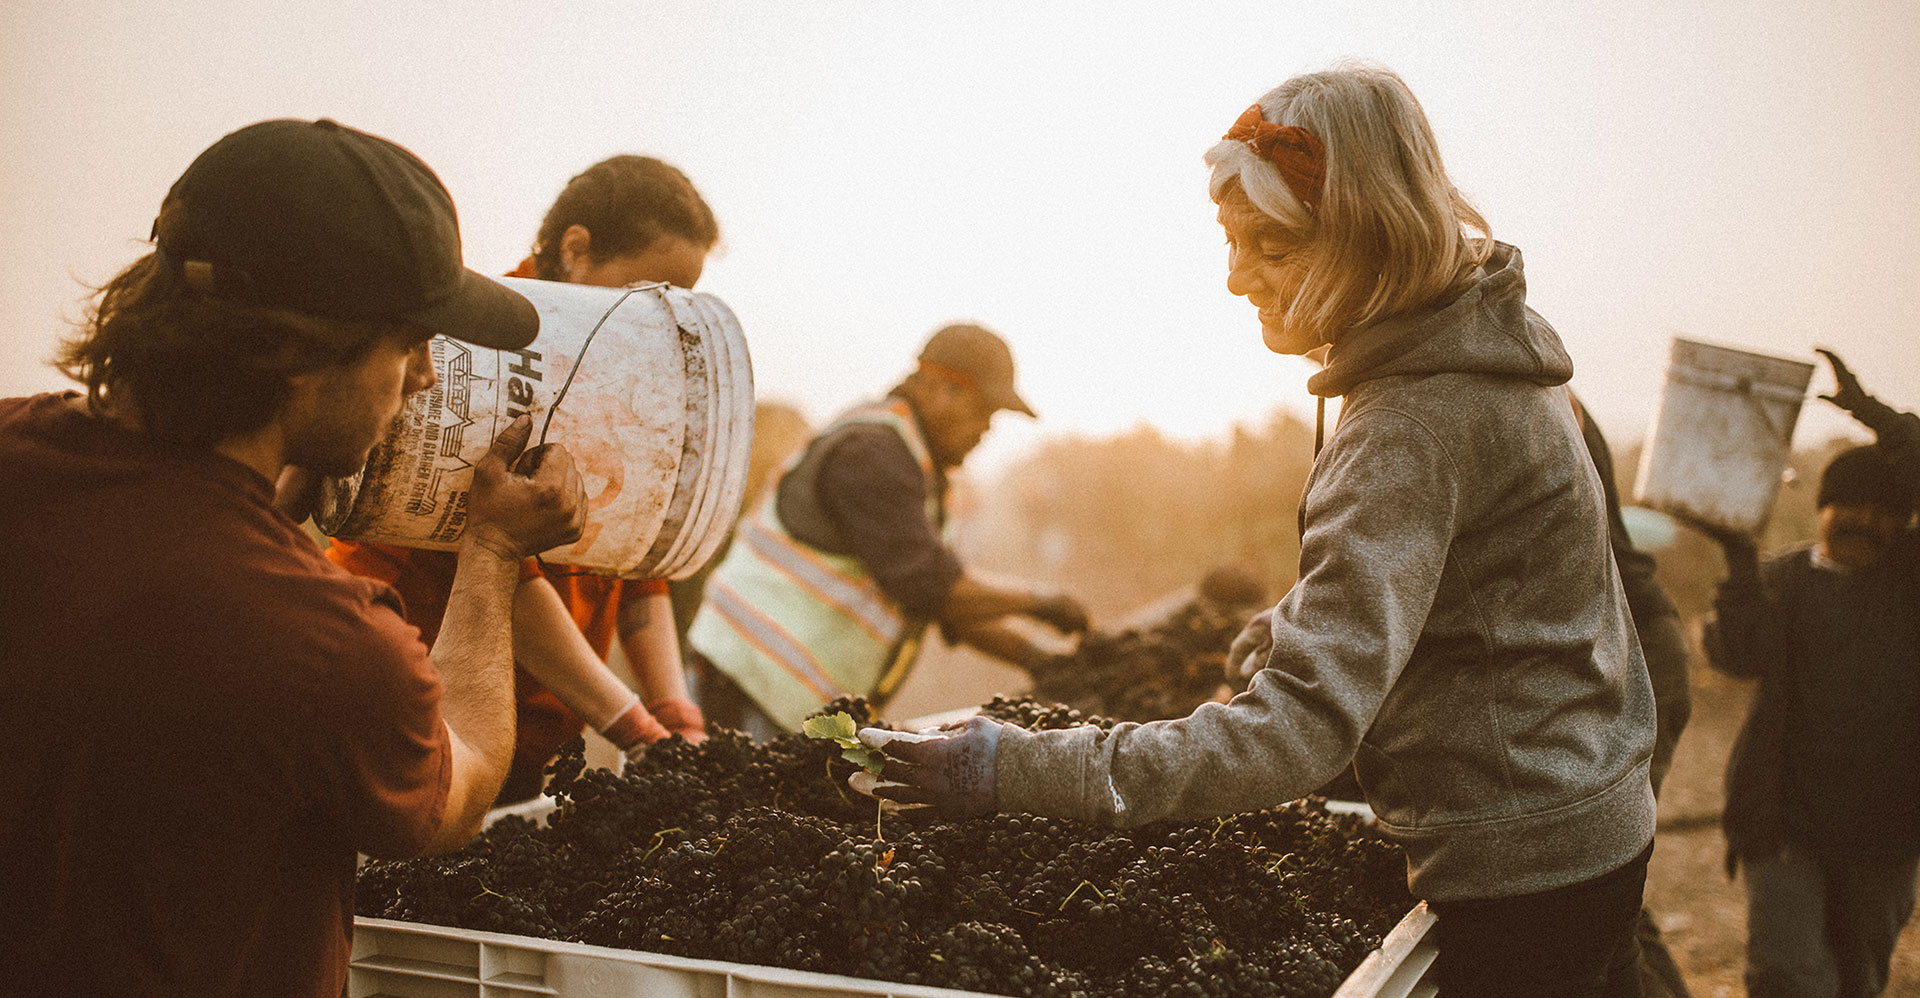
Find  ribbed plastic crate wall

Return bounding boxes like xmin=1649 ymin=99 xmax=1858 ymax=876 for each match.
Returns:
xmin=351 ymin=917 xmax=1018 ymax=997
xmin=350 ymin=904 xmax=1435 ymax=998
xmin=1331 ymin=902 xmax=1437 ymax=998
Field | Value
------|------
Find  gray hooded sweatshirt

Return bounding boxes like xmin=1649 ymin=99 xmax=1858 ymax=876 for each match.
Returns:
xmin=996 ymin=243 xmax=1656 ymax=901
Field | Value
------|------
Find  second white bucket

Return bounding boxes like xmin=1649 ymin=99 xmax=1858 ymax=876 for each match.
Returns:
xmin=1632 ymin=337 xmax=1814 ymax=534
xmin=314 ymin=277 xmax=754 ymax=580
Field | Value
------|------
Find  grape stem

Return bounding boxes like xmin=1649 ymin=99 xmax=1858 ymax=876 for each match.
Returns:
xmin=1057 ymin=878 xmax=1107 ymax=911
xmin=640 ymin=827 xmax=683 ymax=864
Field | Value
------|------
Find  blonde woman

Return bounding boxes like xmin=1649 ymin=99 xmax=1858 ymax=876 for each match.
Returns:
xmin=863 ymin=62 xmax=1657 ymax=997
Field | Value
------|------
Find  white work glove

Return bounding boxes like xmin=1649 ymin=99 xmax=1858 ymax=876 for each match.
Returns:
xmin=1226 ymin=608 xmax=1275 ymax=685
xmin=849 ymin=717 xmax=1005 ymax=820
xmin=645 ymin=697 xmax=709 ymax=745
xmin=597 ymin=694 xmax=670 ymax=763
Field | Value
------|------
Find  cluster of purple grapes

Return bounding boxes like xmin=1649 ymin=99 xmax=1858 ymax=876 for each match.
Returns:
xmin=356 ymin=696 xmax=1411 ymax=997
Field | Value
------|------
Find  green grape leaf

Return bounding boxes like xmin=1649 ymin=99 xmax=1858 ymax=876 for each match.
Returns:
xmin=805 ymin=711 xmax=886 ymax=774
xmin=842 ymin=745 xmax=886 ymax=774
xmin=802 ymin=712 xmax=859 ymax=745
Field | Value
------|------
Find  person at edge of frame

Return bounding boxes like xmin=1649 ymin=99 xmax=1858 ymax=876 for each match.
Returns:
xmin=1699 ymin=349 xmax=1919 ymax=998
xmin=0 ymin=117 xmax=586 ymax=996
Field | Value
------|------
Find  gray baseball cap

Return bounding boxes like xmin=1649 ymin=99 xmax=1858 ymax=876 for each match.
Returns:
xmin=918 ymin=323 xmax=1035 ymax=418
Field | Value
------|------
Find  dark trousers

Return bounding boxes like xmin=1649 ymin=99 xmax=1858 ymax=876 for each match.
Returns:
xmin=687 ymin=652 xmax=783 ymax=741
xmin=1430 ymin=842 xmax=1653 ymax=998
xmin=1743 ymin=847 xmax=1918 ymax=998
xmin=1635 ymin=905 xmax=1691 ymax=997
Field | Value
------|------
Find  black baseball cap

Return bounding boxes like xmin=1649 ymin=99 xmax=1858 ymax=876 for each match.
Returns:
xmin=151 ymin=118 xmax=537 ymax=350
xmin=1818 ymin=444 xmax=1913 ymax=515
xmin=918 ymin=323 xmax=1035 ymax=418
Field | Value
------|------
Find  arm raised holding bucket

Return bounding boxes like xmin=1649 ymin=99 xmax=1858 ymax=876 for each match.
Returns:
xmin=0 ymin=117 xmax=584 ymax=992
xmin=1818 ymin=348 xmax=1920 ymax=503
xmin=425 ymin=417 xmax=587 ymax=851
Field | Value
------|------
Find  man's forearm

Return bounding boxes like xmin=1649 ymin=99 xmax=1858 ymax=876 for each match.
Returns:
xmin=1702 ymin=579 xmax=1775 ymax=680
xmin=950 ymin=619 xmax=1048 ymax=671
xmin=939 ymin=574 xmax=1046 ymax=627
xmin=424 ymin=535 xmax=523 ymax=849
xmin=1857 ymin=402 xmax=1920 ymax=504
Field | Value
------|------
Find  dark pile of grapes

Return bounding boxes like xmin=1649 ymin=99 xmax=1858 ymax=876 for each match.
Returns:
xmin=357 ymin=696 xmax=1413 ymax=998
xmin=1027 ymin=567 xmax=1271 ymax=722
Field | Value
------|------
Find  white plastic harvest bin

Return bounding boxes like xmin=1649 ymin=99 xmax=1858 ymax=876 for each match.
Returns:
xmin=351 ymin=798 xmax=1437 ymax=997
xmin=348 ymin=904 xmax=1436 ymax=998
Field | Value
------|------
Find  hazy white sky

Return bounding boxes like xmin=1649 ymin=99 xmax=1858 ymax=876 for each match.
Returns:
xmin=5 ymin=1 xmax=1917 ymax=477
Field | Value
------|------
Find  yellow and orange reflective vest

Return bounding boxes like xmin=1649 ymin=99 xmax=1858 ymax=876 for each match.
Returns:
xmin=688 ymin=399 xmax=941 ymax=730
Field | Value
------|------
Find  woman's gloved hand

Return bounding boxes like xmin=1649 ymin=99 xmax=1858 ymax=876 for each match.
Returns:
xmin=1226 ymin=608 xmax=1275 ymax=687
xmin=850 ymin=716 xmax=1005 ymax=820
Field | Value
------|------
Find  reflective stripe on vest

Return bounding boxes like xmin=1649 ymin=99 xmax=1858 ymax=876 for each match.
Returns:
xmin=688 ymin=399 xmax=940 ymax=729
xmin=737 ymin=515 xmax=898 ymax=643
xmin=700 ymin=576 xmax=842 ymax=702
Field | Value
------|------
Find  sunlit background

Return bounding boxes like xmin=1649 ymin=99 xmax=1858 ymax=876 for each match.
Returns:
xmin=11 ymin=8 xmax=1920 ymax=983
xmin=7 ymin=1 xmax=1918 ymax=480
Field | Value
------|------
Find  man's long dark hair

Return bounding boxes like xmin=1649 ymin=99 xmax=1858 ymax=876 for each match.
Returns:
xmin=57 ymin=252 xmax=378 ymax=448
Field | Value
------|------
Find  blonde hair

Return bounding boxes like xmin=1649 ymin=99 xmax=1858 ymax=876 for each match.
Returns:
xmin=1205 ymin=61 xmax=1491 ymax=342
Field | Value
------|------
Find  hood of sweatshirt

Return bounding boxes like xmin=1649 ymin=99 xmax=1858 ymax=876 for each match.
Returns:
xmin=1307 ymin=242 xmax=1573 ymax=398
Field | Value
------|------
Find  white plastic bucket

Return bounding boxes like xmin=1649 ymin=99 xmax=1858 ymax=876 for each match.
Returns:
xmin=1632 ymin=337 xmax=1814 ymax=534
xmin=313 ymin=277 xmax=754 ymax=580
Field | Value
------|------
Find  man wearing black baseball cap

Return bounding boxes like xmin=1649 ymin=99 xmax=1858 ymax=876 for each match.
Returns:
xmin=687 ymin=322 xmax=1091 ymax=737
xmin=0 ymin=119 xmax=586 ymax=995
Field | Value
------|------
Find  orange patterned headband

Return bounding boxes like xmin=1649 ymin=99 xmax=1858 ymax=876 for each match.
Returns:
xmin=1224 ymin=105 xmax=1326 ymax=210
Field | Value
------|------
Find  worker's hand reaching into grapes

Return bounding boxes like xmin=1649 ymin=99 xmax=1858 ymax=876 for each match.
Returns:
xmin=850 ymin=716 xmax=1005 ymax=820
xmin=1028 ymin=593 xmax=1090 ymax=635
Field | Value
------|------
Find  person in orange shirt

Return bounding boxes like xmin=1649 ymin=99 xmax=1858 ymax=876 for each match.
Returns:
xmin=328 ymin=155 xmax=721 ymax=802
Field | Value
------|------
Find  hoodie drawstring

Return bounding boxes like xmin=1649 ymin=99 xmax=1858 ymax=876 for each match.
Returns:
xmin=1314 ymin=396 xmax=1325 ymax=458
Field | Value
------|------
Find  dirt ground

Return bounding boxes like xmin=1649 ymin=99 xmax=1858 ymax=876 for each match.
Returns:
xmin=1643 ymin=654 xmax=1920 ymax=997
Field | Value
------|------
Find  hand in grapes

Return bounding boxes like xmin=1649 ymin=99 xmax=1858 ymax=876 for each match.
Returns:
xmin=852 ymin=716 xmax=1005 ymax=820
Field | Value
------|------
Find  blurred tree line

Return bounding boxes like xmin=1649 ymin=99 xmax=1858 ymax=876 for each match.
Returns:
xmin=963 ymin=408 xmax=1319 ymax=621
xmin=959 ymin=406 xmax=1868 ymax=629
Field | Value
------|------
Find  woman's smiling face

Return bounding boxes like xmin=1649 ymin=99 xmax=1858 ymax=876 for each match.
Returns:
xmin=1217 ymin=190 xmax=1319 ymax=356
